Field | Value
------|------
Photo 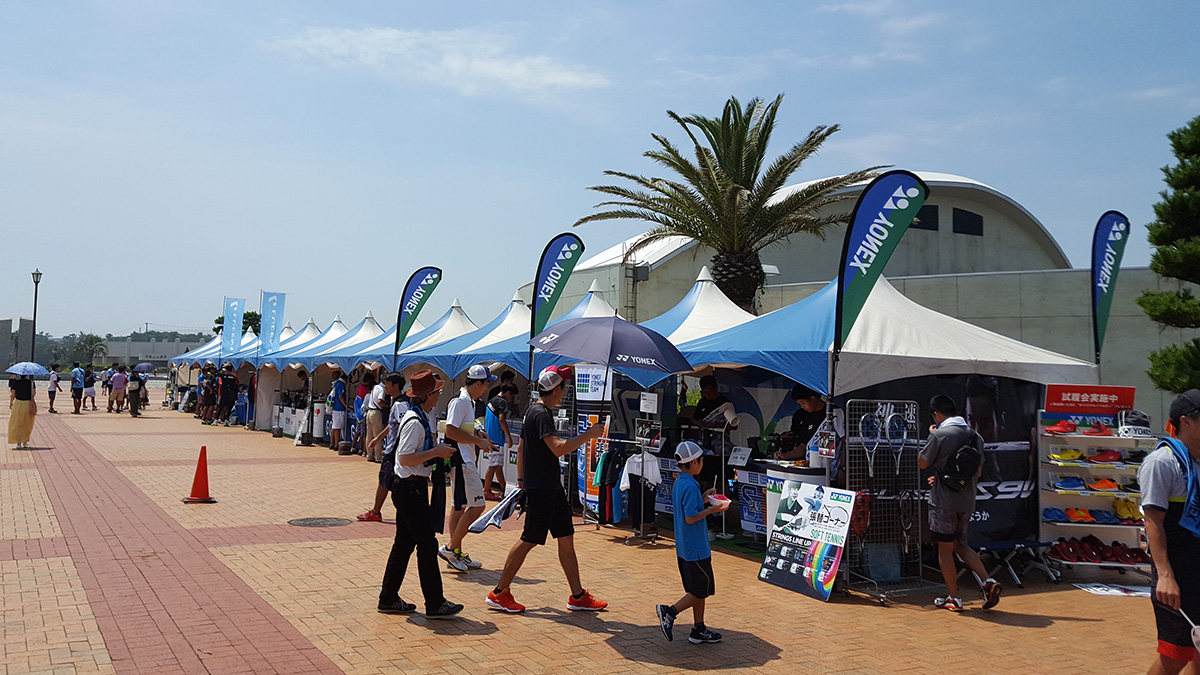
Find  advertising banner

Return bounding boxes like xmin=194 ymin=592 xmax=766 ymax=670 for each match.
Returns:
xmin=835 ymin=170 xmax=929 ymax=351
xmin=1044 ymin=384 xmax=1136 ymax=418
xmin=759 ymin=481 xmax=857 ymax=602
xmin=576 ymin=414 xmax=608 ymax=512
xmin=574 ymin=364 xmax=613 ymax=401
xmin=532 ymin=233 xmax=585 ymax=336
xmin=259 ymin=291 xmax=287 ymax=356
xmin=221 ymin=297 xmax=245 ymax=359
xmin=394 ymin=267 xmax=442 ymax=369
xmin=1090 ymin=210 xmax=1131 ymax=363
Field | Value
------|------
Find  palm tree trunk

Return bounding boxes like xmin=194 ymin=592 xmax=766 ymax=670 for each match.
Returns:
xmin=710 ymin=250 xmax=766 ymax=314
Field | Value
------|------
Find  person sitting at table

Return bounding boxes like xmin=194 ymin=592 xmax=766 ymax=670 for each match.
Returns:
xmin=774 ymin=384 xmax=830 ymax=460
xmin=774 ymin=387 xmax=845 ymax=487
xmin=690 ymin=375 xmax=738 ymax=431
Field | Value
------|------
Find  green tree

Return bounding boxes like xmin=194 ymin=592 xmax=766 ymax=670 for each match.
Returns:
xmin=1137 ymin=115 xmax=1200 ymax=393
xmin=74 ymin=333 xmax=108 ymax=364
xmin=213 ymin=311 xmax=261 ymax=335
xmin=574 ymin=94 xmax=884 ymax=313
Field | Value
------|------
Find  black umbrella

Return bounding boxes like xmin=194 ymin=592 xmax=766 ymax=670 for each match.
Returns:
xmin=133 ymin=363 xmax=157 ymax=373
xmin=528 ymin=316 xmax=691 ymax=374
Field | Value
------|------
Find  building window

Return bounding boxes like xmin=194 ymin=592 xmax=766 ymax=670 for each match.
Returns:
xmin=910 ymin=204 xmax=938 ymax=231
xmin=952 ymin=207 xmax=983 ymax=236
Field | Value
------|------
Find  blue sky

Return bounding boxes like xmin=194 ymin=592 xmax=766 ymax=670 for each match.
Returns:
xmin=2 ymin=1 xmax=1198 ymax=337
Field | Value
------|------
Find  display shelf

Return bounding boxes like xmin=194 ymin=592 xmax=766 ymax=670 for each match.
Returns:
xmin=1039 ymin=433 xmax=1155 ymax=444
xmin=1042 ymin=520 xmax=1144 ymax=529
xmin=1042 ymin=487 xmax=1140 ymax=498
xmin=1040 ymin=460 xmax=1141 ymax=470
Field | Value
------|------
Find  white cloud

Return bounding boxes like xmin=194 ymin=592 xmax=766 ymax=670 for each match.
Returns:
xmin=1127 ymin=87 xmax=1183 ymax=101
xmin=816 ymin=1 xmax=895 ymax=17
xmin=266 ymin=27 xmax=608 ymax=97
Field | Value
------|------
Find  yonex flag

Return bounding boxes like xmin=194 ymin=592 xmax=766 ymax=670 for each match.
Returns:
xmin=393 ymin=267 xmax=442 ymax=369
xmin=532 ymin=233 xmax=585 ymax=335
xmin=221 ymin=297 xmax=245 ymax=358
xmin=1090 ymin=210 xmax=1130 ymax=363
xmin=259 ymin=291 xmax=287 ymax=356
xmin=834 ymin=171 xmax=929 ymax=352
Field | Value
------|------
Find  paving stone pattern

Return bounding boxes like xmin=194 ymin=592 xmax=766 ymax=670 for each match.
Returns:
xmin=0 ymin=392 xmax=1164 ymax=673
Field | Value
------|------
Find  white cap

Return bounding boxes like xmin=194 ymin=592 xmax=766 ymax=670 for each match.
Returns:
xmin=468 ymin=364 xmax=497 ymax=382
xmin=674 ymin=440 xmax=704 ymax=465
xmin=537 ymin=368 xmax=563 ymax=392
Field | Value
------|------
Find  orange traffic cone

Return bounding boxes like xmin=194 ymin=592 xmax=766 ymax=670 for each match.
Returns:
xmin=183 ymin=446 xmax=217 ymax=504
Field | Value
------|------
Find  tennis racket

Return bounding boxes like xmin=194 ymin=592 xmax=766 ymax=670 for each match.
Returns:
xmin=899 ymin=490 xmax=916 ymax=555
xmin=860 ymin=413 xmax=881 ymax=481
xmin=886 ymin=412 xmax=908 ymax=478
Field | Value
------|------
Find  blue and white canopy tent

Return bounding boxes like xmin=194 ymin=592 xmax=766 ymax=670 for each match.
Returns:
xmin=169 ymin=329 xmax=257 ymax=369
xmin=252 ymin=316 xmax=348 ymax=427
xmin=627 ymin=276 xmax=1097 ymax=392
xmin=320 ymin=298 xmax=477 ymax=373
xmin=446 ymin=281 xmax=620 ymax=379
xmin=400 ymin=291 xmax=532 ymax=377
xmin=289 ymin=312 xmax=386 ymax=372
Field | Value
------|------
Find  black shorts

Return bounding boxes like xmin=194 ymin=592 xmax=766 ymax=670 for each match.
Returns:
xmin=379 ymin=453 xmax=395 ymax=490
xmin=1151 ymin=564 xmax=1199 ymax=661
xmin=520 ymin=488 xmax=575 ymax=546
xmin=71 ymin=387 xmax=83 ymax=400
xmin=48 ymin=390 xmax=56 ymax=401
xmin=202 ymin=394 xmax=217 ymax=406
xmin=218 ymin=396 xmax=237 ymax=410
xmin=677 ymin=557 xmax=715 ymax=599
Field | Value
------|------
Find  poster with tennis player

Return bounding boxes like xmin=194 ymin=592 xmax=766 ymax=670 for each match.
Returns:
xmin=759 ymin=481 xmax=857 ymax=602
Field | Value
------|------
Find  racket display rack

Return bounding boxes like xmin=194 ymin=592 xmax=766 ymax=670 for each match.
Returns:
xmin=1036 ymin=412 xmax=1155 ymax=575
xmin=841 ymin=399 xmax=942 ymax=603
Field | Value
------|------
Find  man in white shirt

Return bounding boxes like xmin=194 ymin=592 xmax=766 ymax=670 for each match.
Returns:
xmin=47 ymin=364 xmax=62 ymax=414
xmin=364 ymin=374 xmax=388 ymax=463
xmin=438 ymin=364 xmax=498 ymax=572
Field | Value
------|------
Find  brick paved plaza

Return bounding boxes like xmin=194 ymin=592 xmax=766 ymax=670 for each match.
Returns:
xmin=2 ymin=388 xmax=1162 ymax=674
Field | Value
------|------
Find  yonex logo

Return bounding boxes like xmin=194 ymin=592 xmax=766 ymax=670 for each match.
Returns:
xmin=614 ymin=354 xmax=658 ymax=367
xmin=538 ymin=333 xmax=560 ymax=345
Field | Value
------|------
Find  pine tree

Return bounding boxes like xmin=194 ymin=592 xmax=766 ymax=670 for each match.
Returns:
xmin=1136 ymin=115 xmax=1200 ymax=393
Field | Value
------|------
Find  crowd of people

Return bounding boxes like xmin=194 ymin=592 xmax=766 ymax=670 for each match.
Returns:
xmin=7 ymin=361 xmax=154 ymax=449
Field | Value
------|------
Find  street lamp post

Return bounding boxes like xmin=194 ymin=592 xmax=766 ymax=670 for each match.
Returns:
xmin=30 ymin=269 xmax=42 ymax=362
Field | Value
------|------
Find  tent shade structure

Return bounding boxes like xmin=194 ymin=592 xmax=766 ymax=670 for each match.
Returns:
xmin=259 ymin=316 xmax=349 ymax=370
xmin=168 ymin=333 xmax=221 ymax=368
xmin=277 ymin=322 xmax=296 ymax=342
xmin=169 ymin=329 xmax=257 ymax=368
xmin=293 ymin=311 xmax=386 ymax=371
xmin=627 ymin=276 xmax=1097 ymax=392
xmin=321 ymin=299 xmax=479 ymax=373
xmin=401 ymin=292 xmax=532 ymax=376
xmin=429 ymin=281 xmax=619 ymax=378
xmin=640 ymin=266 xmax=755 ymax=345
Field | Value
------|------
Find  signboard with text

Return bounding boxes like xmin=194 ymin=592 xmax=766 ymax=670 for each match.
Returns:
xmin=1044 ymin=384 xmax=1136 ymax=417
xmin=758 ymin=481 xmax=857 ymax=602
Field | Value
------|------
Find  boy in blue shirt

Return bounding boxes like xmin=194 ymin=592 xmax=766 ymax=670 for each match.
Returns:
xmin=656 ymin=441 xmax=729 ymax=644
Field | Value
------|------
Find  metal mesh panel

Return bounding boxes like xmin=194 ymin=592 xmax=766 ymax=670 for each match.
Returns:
xmin=842 ymin=399 xmax=940 ymax=599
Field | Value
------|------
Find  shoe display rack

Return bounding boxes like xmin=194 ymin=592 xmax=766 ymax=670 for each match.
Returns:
xmin=1037 ymin=415 xmax=1155 ymax=573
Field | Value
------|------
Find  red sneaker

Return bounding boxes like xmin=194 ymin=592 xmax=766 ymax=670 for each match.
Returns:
xmin=1045 ymin=420 xmax=1077 ymax=435
xmin=356 ymin=510 xmax=382 ymax=522
xmin=567 ymin=590 xmax=608 ymax=611
xmin=486 ymin=588 xmax=525 ymax=613
xmin=1086 ymin=449 xmax=1123 ymax=463
xmin=1083 ymin=422 xmax=1113 ymax=436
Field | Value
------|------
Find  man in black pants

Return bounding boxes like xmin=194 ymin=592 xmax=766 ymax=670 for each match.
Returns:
xmin=485 ymin=366 xmax=607 ymax=614
xmin=214 ymin=364 xmax=239 ymax=426
xmin=377 ymin=370 xmax=462 ymax=620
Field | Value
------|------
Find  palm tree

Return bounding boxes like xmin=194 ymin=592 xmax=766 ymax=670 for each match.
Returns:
xmin=574 ymin=94 xmax=885 ymax=313
xmin=75 ymin=333 xmax=107 ymax=364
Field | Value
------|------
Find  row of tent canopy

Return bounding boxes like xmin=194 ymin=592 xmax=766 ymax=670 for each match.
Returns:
xmin=169 ymin=269 xmax=1096 ymax=395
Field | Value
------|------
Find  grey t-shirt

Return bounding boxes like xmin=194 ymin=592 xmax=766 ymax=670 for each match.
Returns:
xmin=919 ymin=422 xmax=983 ymax=514
xmin=1140 ymin=444 xmax=1197 ymax=511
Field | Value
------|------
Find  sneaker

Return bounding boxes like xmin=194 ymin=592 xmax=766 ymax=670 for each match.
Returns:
xmin=485 ymin=588 xmax=525 ymax=613
xmin=934 ymin=596 xmax=963 ymax=612
xmin=457 ymin=550 xmax=483 ymax=570
xmin=1052 ymin=476 xmax=1087 ymax=491
xmin=356 ymin=510 xmax=382 ymax=522
xmin=1126 ymin=450 xmax=1148 ymax=464
xmin=440 ymin=545 xmax=468 ymax=572
xmin=377 ymin=598 xmax=416 ymax=614
xmin=1048 ymin=448 xmax=1082 ymax=462
xmin=1087 ymin=478 xmax=1119 ymax=491
xmin=1122 ymin=479 xmax=1141 ymax=493
xmin=1085 ymin=449 xmax=1122 ymax=463
xmin=567 ymin=590 xmax=608 ymax=611
xmin=1045 ymin=420 xmax=1077 ymax=435
xmin=1083 ymin=422 xmax=1113 ymax=436
xmin=981 ymin=579 xmax=1002 ymax=610
xmin=656 ymin=604 xmax=676 ymax=642
xmin=688 ymin=626 xmax=722 ymax=643
xmin=425 ymin=600 xmax=463 ymax=620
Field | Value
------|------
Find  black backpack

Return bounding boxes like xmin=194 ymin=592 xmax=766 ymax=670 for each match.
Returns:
xmin=938 ymin=433 xmax=983 ymax=492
